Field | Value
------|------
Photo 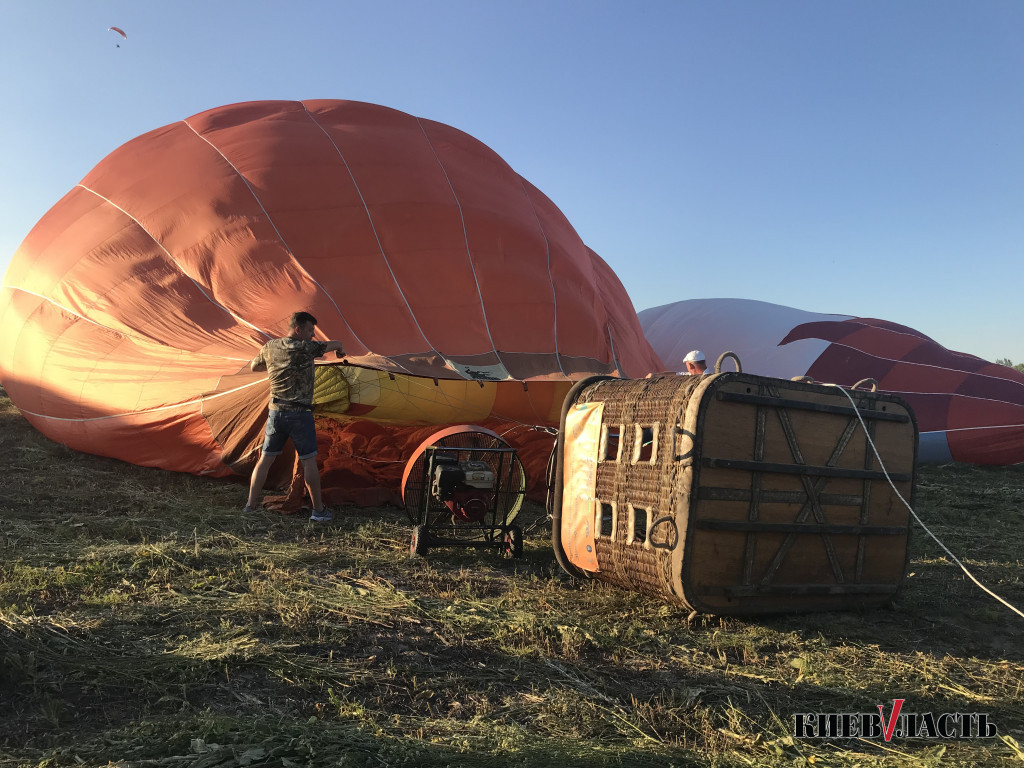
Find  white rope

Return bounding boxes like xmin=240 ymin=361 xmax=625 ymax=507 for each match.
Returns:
xmin=826 ymin=383 xmax=1024 ymax=620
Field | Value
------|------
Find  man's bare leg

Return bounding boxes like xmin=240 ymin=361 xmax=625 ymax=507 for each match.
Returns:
xmin=300 ymin=455 xmax=324 ymax=511
xmin=245 ymin=451 xmax=277 ymax=510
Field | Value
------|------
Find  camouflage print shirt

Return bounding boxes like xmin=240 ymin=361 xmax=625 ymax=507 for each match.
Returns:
xmin=252 ymin=338 xmax=329 ymax=410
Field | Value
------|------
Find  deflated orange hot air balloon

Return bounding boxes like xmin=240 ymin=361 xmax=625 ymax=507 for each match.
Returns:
xmin=0 ymin=100 xmax=662 ymax=504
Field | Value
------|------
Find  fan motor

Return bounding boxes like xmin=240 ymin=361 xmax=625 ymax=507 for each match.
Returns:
xmin=431 ymin=455 xmax=496 ymax=523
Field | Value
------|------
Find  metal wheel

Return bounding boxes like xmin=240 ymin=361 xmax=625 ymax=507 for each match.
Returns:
xmin=523 ymin=442 xmax=558 ymax=536
xmin=503 ymin=524 xmax=523 ymax=559
xmin=410 ymin=525 xmax=430 ymax=557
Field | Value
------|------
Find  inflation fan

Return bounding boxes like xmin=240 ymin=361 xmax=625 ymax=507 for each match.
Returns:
xmin=401 ymin=425 xmax=527 ymax=558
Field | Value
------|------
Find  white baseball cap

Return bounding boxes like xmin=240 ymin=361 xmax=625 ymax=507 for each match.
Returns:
xmin=682 ymin=350 xmax=706 ymax=363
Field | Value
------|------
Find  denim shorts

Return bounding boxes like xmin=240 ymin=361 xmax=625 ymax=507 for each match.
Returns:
xmin=261 ymin=409 xmax=318 ymax=459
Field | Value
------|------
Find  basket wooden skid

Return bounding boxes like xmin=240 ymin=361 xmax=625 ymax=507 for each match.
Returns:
xmin=550 ymin=373 xmax=918 ymax=615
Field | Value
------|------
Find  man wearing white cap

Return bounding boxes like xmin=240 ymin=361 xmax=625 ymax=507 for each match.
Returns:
xmin=681 ymin=350 xmax=709 ymax=376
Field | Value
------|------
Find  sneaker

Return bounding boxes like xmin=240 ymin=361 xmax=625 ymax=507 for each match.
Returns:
xmin=309 ymin=507 xmax=333 ymax=523
xmin=242 ymin=504 xmax=259 ymax=514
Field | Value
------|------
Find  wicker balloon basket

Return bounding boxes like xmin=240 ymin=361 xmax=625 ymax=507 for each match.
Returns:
xmin=549 ymin=371 xmax=918 ymax=615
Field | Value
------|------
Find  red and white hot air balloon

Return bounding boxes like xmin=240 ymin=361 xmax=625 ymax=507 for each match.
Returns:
xmin=640 ymin=298 xmax=1024 ymax=466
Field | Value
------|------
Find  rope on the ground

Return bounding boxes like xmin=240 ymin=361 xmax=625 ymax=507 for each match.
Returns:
xmin=826 ymin=382 xmax=1024 ymax=621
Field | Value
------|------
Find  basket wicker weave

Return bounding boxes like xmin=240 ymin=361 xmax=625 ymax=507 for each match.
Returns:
xmin=550 ymin=372 xmax=918 ymax=615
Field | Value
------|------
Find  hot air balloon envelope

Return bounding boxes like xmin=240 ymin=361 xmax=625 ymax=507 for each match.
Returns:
xmin=0 ymin=99 xmax=661 ymax=503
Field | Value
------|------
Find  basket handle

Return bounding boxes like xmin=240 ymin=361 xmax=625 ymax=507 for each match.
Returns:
xmin=715 ymin=351 xmax=742 ymax=374
xmin=851 ymin=377 xmax=878 ymax=392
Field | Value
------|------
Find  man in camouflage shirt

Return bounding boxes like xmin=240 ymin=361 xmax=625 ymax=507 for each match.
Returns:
xmin=243 ymin=311 xmax=345 ymax=521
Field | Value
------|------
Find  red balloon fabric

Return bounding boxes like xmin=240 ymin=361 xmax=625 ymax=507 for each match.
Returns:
xmin=262 ymin=419 xmax=555 ymax=511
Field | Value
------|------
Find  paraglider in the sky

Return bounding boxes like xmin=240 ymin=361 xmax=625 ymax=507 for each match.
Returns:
xmin=0 ymin=99 xmax=661 ymax=505
xmin=639 ymin=298 xmax=1024 ymax=466
xmin=108 ymin=26 xmax=126 ymax=46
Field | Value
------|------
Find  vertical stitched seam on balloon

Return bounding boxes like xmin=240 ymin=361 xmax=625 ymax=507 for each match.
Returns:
xmin=416 ymin=117 xmax=508 ymax=380
xmin=607 ymin=324 xmax=622 ymax=375
xmin=299 ymin=105 xmax=441 ymax=367
xmin=179 ymin=118 xmax=367 ymax=352
xmin=518 ymin=179 xmax=567 ymax=378
xmin=76 ymin=184 xmax=272 ymax=341
xmin=4 ymin=285 xmax=252 ymax=364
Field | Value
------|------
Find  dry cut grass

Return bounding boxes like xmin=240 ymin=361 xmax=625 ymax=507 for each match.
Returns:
xmin=1 ymin=385 xmax=1023 ymax=767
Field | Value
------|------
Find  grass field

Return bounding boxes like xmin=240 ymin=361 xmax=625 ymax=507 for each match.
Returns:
xmin=1 ymin=385 xmax=1022 ymax=767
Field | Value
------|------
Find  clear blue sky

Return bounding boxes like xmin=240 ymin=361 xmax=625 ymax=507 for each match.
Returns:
xmin=2 ymin=1 xmax=1022 ymax=363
